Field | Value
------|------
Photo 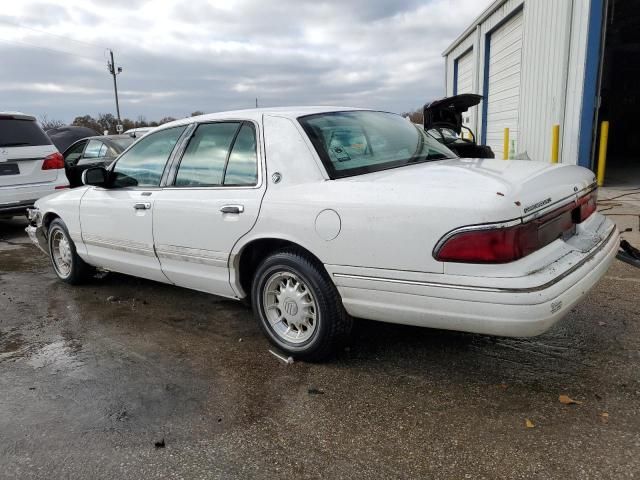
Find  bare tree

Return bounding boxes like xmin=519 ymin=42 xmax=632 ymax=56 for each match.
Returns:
xmin=39 ymin=115 xmax=65 ymax=130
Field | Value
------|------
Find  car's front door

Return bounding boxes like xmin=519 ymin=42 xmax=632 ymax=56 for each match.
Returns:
xmin=153 ymin=121 xmax=265 ymax=297
xmin=79 ymin=126 xmax=187 ymax=282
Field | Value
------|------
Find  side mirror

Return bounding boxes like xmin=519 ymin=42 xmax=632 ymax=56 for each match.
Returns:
xmin=82 ymin=166 xmax=108 ymax=187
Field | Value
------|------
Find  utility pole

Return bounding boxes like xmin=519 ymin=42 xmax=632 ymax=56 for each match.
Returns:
xmin=107 ymin=49 xmax=123 ymax=130
xmin=255 ymin=97 xmax=258 ymax=108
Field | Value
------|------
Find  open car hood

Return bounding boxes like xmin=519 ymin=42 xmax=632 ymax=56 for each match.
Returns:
xmin=423 ymin=94 xmax=482 ymax=135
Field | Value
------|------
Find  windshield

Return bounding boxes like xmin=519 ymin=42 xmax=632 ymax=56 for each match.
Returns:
xmin=299 ymin=110 xmax=457 ymax=178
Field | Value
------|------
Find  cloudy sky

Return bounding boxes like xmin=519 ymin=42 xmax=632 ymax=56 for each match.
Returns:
xmin=0 ymin=0 xmax=489 ymax=123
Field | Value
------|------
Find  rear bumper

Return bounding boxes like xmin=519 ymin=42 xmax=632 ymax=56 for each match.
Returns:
xmin=0 ymin=199 xmax=37 ymax=215
xmin=0 ymin=176 xmax=69 ymax=214
xmin=329 ymin=219 xmax=619 ymax=337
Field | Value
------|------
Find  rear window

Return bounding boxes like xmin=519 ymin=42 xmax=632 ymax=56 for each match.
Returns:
xmin=0 ymin=118 xmax=52 ymax=147
xmin=299 ymin=110 xmax=456 ymax=179
xmin=111 ymin=137 xmax=135 ymax=150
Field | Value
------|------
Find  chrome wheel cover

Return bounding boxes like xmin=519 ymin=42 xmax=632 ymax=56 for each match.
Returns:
xmin=51 ymin=229 xmax=72 ymax=278
xmin=262 ymin=271 xmax=318 ymax=344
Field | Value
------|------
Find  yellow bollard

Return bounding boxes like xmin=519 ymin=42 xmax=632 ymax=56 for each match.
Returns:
xmin=596 ymin=121 xmax=609 ymax=187
xmin=551 ymin=124 xmax=560 ymax=163
xmin=503 ymin=128 xmax=509 ymax=160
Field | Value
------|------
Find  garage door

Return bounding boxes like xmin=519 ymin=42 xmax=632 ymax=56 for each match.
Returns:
xmin=483 ymin=10 xmax=523 ymax=159
xmin=455 ymin=49 xmax=475 ymax=133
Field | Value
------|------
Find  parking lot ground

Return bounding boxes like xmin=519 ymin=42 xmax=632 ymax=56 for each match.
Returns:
xmin=1 ymin=216 xmax=640 ymax=479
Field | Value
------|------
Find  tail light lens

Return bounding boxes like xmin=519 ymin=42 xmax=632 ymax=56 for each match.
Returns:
xmin=435 ymin=222 xmax=539 ymax=263
xmin=435 ymin=188 xmax=597 ymax=264
xmin=41 ymin=152 xmax=64 ymax=170
xmin=576 ymin=190 xmax=597 ymax=222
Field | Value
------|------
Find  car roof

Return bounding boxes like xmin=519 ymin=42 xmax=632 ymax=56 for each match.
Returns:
xmin=79 ymin=135 xmax=132 ymax=142
xmin=0 ymin=111 xmax=37 ymax=121
xmin=157 ymin=106 xmax=365 ymax=131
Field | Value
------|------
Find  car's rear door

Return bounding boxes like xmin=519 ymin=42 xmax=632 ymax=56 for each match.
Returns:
xmin=79 ymin=125 xmax=188 ymax=282
xmin=153 ymin=120 xmax=265 ymax=296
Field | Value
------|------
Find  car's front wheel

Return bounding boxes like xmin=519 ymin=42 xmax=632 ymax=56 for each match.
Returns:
xmin=252 ymin=248 xmax=352 ymax=361
xmin=48 ymin=218 xmax=93 ymax=284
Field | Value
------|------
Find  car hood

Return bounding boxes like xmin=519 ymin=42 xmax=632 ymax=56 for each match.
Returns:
xmin=341 ymin=158 xmax=596 ymax=219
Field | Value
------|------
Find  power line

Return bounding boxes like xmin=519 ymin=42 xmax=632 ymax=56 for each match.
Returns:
xmin=0 ymin=17 xmax=108 ymax=51
xmin=0 ymin=37 xmax=104 ymax=64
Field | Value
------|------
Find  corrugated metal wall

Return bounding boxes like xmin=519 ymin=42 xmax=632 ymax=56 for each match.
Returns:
xmin=444 ymin=0 xmax=592 ymax=166
xmin=518 ymin=0 xmax=573 ymax=163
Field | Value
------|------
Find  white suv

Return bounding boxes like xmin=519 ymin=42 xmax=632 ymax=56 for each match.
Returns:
xmin=0 ymin=112 xmax=68 ymax=217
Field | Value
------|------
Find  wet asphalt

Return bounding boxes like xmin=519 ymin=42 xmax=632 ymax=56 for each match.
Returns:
xmin=1 ymin=216 xmax=639 ymax=479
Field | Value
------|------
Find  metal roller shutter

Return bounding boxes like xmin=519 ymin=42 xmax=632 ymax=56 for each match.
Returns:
xmin=484 ymin=10 xmax=523 ymax=159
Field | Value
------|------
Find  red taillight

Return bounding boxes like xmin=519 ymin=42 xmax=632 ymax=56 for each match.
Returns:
xmin=41 ymin=152 xmax=64 ymax=170
xmin=435 ymin=188 xmax=597 ymax=264
xmin=576 ymin=190 xmax=597 ymax=222
xmin=435 ymin=222 xmax=539 ymax=263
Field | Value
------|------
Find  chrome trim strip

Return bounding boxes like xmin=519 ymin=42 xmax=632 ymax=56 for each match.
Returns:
xmin=335 ymin=226 xmax=617 ymax=294
xmin=83 ymin=236 xmax=156 ymax=257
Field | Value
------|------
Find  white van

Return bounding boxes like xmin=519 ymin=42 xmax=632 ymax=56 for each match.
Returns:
xmin=0 ymin=112 xmax=68 ymax=217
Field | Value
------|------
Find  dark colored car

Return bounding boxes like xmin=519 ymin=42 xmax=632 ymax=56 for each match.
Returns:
xmin=63 ymin=135 xmax=135 ymax=187
xmin=46 ymin=125 xmax=100 ymax=153
xmin=423 ymin=94 xmax=494 ymax=159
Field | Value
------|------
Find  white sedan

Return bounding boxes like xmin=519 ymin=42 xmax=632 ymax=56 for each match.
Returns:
xmin=26 ymin=107 xmax=619 ymax=360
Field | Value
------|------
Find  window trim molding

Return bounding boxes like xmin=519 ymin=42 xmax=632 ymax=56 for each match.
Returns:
xmin=107 ymin=124 xmax=189 ymax=189
xmin=166 ymin=119 xmax=262 ymax=190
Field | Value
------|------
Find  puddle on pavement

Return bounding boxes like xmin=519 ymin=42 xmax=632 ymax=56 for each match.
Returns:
xmin=28 ymin=340 xmax=84 ymax=371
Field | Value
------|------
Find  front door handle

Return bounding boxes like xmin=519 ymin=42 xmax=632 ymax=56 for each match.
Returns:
xmin=220 ymin=205 xmax=244 ymax=214
xmin=133 ymin=202 xmax=151 ymax=210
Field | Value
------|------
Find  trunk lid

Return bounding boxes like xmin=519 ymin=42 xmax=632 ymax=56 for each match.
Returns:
xmin=0 ymin=145 xmax=60 ymax=187
xmin=423 ymin=94 xmax=483 ymax=135
xmin=346 ymin=158 xmax=596 ymax=219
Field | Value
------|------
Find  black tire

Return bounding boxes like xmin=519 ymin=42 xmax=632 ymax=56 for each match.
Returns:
xmin=251 ymin=248 xmax=352 ymax=361
xmin=48 ymin=218 xmax=94 ymax=284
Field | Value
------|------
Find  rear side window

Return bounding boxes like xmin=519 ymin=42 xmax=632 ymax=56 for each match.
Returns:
xmin=224 ymin=124 xmax=258 ymax=186
xmin=175 ymin=122 xmax=239 ymax=187
xmin=83 ymin=140 xmax=105 ymax=159
xmin=0 ymin=118 xmax=51 ymax=147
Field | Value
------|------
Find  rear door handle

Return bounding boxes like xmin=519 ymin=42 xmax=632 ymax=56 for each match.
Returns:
xmin=220 ymin=205 xmax=244 ymax=214
xmin=133 ymin=202 xmax=151 ymax=210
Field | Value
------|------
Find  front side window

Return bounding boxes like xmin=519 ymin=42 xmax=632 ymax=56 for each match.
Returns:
xmin=63 ymin=140 xmax=86 ymax=165
xmin=299 ymin=111 xmax=457 ymax=179
xmin=174 ymin=121 xmax=258 ymax=187
xmin=112 ymin=126 xmax=186 ymax=188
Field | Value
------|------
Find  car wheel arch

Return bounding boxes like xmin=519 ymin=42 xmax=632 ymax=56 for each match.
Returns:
xmin=232 ymin=237 xmax=327 ymax=300
xmin=42 ymin=212 xmax=60 ymax=233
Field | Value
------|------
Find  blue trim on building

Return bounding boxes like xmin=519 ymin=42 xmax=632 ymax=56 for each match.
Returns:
xmin=453 ymin=58 xmax=459 ymax=95
xmin=577 ymin=0 xmax=605 ymax=169
xmin=481 ymin=36 xmax=491 ymax=145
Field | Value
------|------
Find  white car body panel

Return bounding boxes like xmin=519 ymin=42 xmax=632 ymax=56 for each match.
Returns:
xmin=80 ymin=187 xmax=169 ymax=283
xmin=0 ymin=112 xmax=68 ymax=214
xmin=27 ymin=106 xmax=619 ymax=338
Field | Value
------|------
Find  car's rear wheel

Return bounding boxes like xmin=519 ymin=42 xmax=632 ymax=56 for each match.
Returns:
xmin=48 ymin=218 xmax=93 ymax=284
xmin=251 ymin=248 xmax=352 ymax=361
